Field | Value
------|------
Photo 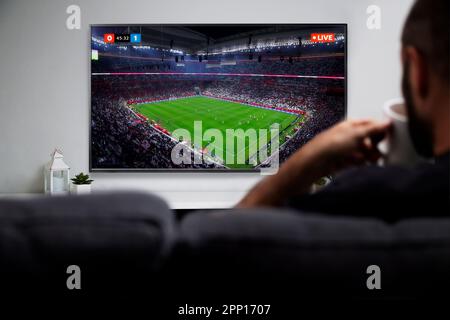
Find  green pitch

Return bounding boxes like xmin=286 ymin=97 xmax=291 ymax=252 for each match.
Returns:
xmin=133 ymin=96 xmax=303 ymax=168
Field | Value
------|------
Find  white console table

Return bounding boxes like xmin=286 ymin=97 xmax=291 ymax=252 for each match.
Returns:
xmin=0 ymin=191 xmax=242 ymax=210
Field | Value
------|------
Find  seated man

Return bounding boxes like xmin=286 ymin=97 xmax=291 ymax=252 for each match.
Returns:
xmin=239 ymin=0 xmax=449 ymax=221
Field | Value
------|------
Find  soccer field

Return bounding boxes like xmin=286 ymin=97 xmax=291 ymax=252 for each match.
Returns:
xmin=133 ymin=96 xmax=303 ymax=168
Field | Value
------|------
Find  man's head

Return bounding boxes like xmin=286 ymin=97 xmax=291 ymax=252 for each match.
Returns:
xmin=401 ymin=0 xmax=449 ymax=157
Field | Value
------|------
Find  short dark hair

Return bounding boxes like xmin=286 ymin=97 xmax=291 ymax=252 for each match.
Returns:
xmin=401 ymin=0 xmax=449 ymax=83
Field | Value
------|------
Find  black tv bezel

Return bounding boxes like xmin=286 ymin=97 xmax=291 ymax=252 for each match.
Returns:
xmin=89 ymin=23 xmax=348 ymax=173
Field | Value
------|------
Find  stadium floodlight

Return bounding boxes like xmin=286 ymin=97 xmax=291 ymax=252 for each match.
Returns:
xmin=91 ymin=49 xmax=98 ymax=61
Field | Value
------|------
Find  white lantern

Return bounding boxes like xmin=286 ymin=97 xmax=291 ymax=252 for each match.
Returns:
xmin=44 ymin=149 xmax=70 ymax=195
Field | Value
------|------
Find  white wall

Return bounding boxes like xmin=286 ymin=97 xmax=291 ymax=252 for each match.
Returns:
xmin=0 ymin=0 xmax=414 ymax=208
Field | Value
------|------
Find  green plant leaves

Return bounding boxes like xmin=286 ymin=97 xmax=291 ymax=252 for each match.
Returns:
xmin=71 ymin=172 xmax=94 ymax=185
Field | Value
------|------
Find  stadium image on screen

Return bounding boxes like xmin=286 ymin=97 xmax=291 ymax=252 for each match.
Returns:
xmin=90 ymin=24 xmax=346 ymax=171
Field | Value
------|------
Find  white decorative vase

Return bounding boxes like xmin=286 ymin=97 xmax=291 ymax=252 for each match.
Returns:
xmin=70 ymin=184 xmax=91 ymax=195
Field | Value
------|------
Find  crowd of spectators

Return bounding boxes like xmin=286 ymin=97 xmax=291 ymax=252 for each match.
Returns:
xmin=275 ymin=94 xmax=345 ymax=164
xmin=93 ymin=54 xmax=344 ymax=77
xmin=91 ymin=94 xmax=224 ymax=169
xmin=202 ymin=77 xmax=342 ymax=113
xmin=200 ymin=56 xmax=344 ymax=77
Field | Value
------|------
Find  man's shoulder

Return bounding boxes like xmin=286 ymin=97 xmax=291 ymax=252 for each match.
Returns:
xmin=327 ymin=165 xmax=408 ymax=193
xmin=288 ymin=161 xmax=449 ymax=221
xmin=328 ymin=161 xmax=448 ymax=193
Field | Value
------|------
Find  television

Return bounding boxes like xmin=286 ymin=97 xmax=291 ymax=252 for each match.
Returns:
xmin=90 ymin=24 xmax=346 ymax=171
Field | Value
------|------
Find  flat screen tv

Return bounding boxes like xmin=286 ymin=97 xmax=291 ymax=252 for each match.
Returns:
xmin=90 ymin=24 xmax=346 ymax=171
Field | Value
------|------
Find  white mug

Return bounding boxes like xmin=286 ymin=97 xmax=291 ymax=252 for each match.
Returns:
xmin=382 ymin=98 xmax=422 ymax=166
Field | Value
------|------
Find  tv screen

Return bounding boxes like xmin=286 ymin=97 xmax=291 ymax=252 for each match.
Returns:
xmin=90 ymin=24 xmax=346 ymax=171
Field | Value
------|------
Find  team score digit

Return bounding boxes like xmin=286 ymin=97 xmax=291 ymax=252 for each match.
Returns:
xmin=222 ymin=305 xmax=270 ymax=315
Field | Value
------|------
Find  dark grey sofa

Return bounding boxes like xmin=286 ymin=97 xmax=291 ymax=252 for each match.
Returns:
xmin=0 ymin=192 xmax=449 ymax=300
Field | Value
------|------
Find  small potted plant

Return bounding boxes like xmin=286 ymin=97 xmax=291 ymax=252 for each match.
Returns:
xmin=70 ymin=172 xmax=94 ymax=195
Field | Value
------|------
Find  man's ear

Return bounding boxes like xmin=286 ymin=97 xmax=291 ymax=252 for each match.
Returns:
xmin=403 ymin=46 xmax=429 ymax=104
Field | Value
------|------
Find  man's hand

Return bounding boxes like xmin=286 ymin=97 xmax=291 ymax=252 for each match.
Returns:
xmin=305 ymin=119 xmax=391 ymax=174
xmin=237 ymin=119 xmax=391 ymax=208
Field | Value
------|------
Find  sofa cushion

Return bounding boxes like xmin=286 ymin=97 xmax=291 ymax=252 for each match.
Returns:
xmin=177 ymin=208 xmax=450 ymax=298
xmin=0 ymin=192 xmax=174 ymax=290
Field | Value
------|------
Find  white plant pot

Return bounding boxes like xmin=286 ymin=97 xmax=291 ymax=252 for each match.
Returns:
xmin=70 ymin=184 xmax=91 ymax=195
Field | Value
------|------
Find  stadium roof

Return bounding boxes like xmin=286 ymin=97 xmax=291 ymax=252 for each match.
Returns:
xmin=92 ymin=24 xmax=345 ymax=54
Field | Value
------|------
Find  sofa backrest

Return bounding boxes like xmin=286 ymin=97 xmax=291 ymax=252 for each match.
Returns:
xmin=176 ymin=208 xmax=450 ymax=298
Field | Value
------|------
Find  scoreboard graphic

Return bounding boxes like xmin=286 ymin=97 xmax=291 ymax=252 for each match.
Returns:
xmin=103 ymin=33 xmax=141 ymax=44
